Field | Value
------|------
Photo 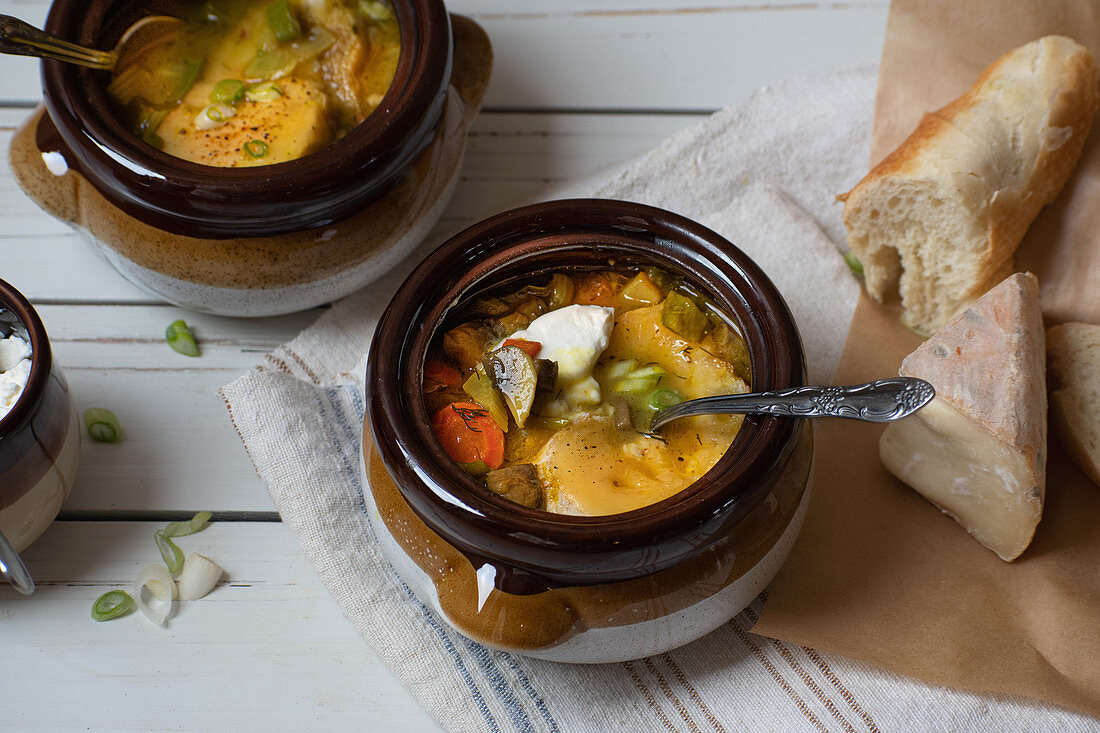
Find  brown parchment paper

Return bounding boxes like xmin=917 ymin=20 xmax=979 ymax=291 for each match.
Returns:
xmin=752 ymin=0 xmax=1100 ymax=717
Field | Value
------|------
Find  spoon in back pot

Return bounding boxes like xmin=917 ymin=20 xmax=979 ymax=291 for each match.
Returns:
xmin=650 ymin=377 xmax=935 ymax=431
xmin=0 ymin=14 xmax=183 ymax=74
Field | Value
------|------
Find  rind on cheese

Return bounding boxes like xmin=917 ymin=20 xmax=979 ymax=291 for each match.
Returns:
xmin=879 ymin=272 xmax=1046 ymax=561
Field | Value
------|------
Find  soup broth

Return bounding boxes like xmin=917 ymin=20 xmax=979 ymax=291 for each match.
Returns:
xmin=107 ymin=0 xmax=400 ymax=166
xmin=423 ymin=267 xmax=753 ymax=516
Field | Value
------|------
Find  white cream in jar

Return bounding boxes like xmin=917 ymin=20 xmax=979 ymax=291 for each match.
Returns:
xmin=0 ymin=334 xmax=32 ymax=420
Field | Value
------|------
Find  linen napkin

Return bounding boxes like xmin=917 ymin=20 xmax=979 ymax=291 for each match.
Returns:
xmin=221 ymin=66 xmax=1097 ymax=731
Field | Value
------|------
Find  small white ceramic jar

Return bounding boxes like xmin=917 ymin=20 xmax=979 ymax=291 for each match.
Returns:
xmin=0 ymin=278 xmax=80 ymax=593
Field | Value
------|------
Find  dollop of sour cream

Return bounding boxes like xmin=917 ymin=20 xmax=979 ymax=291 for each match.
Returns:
xmin=0 ymin=334 xmax=32 ymax=421
xmin=506 ymin=304 xmax=615 ymax=409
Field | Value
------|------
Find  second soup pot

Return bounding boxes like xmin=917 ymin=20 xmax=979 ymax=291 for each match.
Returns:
xmin=9 ymin=0 xmax=493 ymax=316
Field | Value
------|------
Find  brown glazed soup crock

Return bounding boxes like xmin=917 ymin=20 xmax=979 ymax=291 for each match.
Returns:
xmin=9 ymin=0 xmax=493 ymax=316
xmin=363 ymin=199 xmax=814 ymax=662
xmin=0 ymin=278 xmax=80 ymax=591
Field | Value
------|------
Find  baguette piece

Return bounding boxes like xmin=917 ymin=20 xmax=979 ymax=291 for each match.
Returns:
xmin=841 ymin=35 xmax=1098 ymax=335
xmin=879 ymin=273 xmax=1046 ymax=561
xmin=1046 ymin=322 xmax=1100 ymax=486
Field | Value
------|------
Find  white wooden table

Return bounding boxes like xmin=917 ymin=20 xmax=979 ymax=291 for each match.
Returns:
xmin=0 ymin=1 xmax=887 ymax=729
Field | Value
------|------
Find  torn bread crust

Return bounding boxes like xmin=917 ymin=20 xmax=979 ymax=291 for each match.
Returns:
xmin=841 ymin=35 xmax=1099 ymax=335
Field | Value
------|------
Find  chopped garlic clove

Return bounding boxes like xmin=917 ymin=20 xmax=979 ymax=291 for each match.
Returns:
xmin=177 ymin=553 xmax=224 ymax=601
xmin=135 ymin=564 xmax=176 ymax=626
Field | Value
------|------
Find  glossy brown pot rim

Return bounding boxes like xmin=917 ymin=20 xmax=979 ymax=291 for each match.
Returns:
xmin=367 ymin=199 xmax=807 ymax=585
xmin=0 ymin=278 xmax=51 ymax=439
xmin=39 ymin=0 xmax=452 ymax=237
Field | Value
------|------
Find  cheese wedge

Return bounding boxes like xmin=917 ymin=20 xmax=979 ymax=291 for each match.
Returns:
xmin=879 ymin=272 xmax=1046 ymax=561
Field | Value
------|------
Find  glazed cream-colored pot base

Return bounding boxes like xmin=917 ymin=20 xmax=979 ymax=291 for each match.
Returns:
xmin=371 ymin=466 xmax=810 ymax=663
xmin=78 ymin=143 xmax=463 ymax=317
xmin=515 ymin=485 xmax=809 ymax=663
xmin=0 ymin=406 xmax=80 ymax=553
xmin=362 ymin=421 xmax=814 ymax=663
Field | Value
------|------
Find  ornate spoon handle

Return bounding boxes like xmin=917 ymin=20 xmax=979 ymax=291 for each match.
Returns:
xmin=651 ymin=377 xmax=935 ymax=430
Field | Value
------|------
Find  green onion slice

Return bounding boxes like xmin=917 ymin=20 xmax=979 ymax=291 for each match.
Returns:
xmin=155 ymin=530 xmax=185 ymax=576
xmin=165 ymin=319 xmax=200 ymax=357
xmin=84 ymin=408 xmax=121 ymax=443
xmin=210 ymin=78 xmax=246 ymax=104
xmin=245 ymin=81 xmax=283 ymax=103
xmin=646 ymin=389 xmax=683 ymax=410
xmin=162 ymin=511 xmax=213 ymax=538
xmin=266 ymin=0 xmax=301 ymax=42
xmin=843 ymin=251 xmax=864 ymax=275
xmin=244 ymin=140 xmax=269 ymax=158
xmin=91 ymin=590 xmax=134 ymax=621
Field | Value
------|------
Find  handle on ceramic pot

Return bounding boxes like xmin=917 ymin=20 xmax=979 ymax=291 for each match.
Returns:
xmin=0 ymin=528 xmax=35 ymax=595
xmin=449 ymin=15 xmax=493 ymax=112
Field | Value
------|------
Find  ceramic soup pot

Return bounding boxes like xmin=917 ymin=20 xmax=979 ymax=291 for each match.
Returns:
xmin=363 ymin=199 xmax=813 ymax=663
xmin=9 ymin=0 xmax=493 ymax=316
xmin=0 ymin=278 xmax=80 ymax=594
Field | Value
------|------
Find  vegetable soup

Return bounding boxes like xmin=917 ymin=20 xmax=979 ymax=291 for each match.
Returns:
xmin=423 ymin=268 xmax=753 ymax=516
xmin=107 ymin=0 xmax=400 ymax=166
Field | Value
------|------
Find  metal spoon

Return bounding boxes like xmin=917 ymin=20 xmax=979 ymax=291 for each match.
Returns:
xmin=0 ymin=528 xmax=35 ymax=595
xmin=651 ymin=377 xmax=935 ymax=430
xmin=0 ymin=13 xmax=183 ymax=73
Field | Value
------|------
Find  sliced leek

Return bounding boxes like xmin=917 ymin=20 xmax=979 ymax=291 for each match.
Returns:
xmin=177 ymin=553 xmax=224 ymax=601
xmin=135 ymin=564 xmax=176 ymax=626
xmin=162 ymin=511 xmax=213 ymax=538
xmin=155 ymin=530 xmax=185 ymax=576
